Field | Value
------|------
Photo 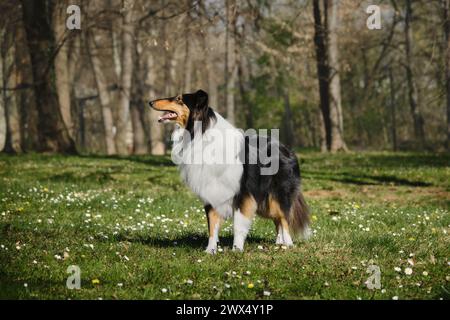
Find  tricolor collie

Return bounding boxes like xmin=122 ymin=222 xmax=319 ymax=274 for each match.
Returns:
xmin=149 ymin=89 xmax=310 ymax=254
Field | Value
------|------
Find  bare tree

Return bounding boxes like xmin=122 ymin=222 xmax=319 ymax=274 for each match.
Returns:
xmin=53 ymin=1 xmax=74 ymax=139
xmin=114 ymin=1 xmax=135 ymax=155
xmin=21 ymin=0 xmax=75 ymax=153
xmin=404 ymin=0 xmax=425 ymax=147
xmin=389 ymin=67 xmax=398 ymax=151
xmin=1 ymin=25 xmax=22 ymax=154
xmin=144 ymin=50 xmax=165 ymax=155
xmin=312 ymin=0 xmax=347 ymax=152
xmin=444 ymin=0 xmax=450 ymax=151
xmin=199 ymin=0 xmax=219 ymax=109
xmin=225 ymin=0 xmax=237 ymax=124
xmin=87 ymin=31 xmax=117 ymax=155
xmin=327 ymin=0 xmax=347 ymax=152
xmin=0 ymin=31 xmax=4 ymax=152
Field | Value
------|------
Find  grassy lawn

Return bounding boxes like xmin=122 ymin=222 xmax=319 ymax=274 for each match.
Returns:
xmin=0 ymin=152 xmax=448 ymax=300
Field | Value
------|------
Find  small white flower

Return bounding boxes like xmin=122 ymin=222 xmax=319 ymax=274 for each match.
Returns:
xmin=404 ymin=267 xmax=413 ymax=275
xmin=394 ymin=267 xmax=401 ymax=272
xmin=392 ymin=296 xmax=399 ymax=300
xmin=161 ymin=288 xmax=168 ymax=293
xmin=24 ymin=283 xmax=28 ymax=288
xmin=263 ymin=291 xmax=271 ymax=296
xmin=186 ymin=279 xmax=193 ymax=285
xmin=422 ymin=271 xmax=428 ymax=276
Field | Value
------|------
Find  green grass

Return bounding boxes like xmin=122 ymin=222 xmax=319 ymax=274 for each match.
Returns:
xmin=0 ymin=152 xmax=448 ymax=300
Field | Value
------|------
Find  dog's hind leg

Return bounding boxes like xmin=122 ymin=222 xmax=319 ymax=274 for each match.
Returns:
xmin=269 ymin=196 xmax=294 ymax=247
xmin=273 ymin=218 xmax=294 ymax=247
xmin=205 ymin=205 xmax=222 ymax=254
xmin=233 ymin=195 xmax=257 ymax=252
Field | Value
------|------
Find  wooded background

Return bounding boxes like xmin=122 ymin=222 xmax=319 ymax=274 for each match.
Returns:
xmin=0 ymin=0 xmax=449 ymax=155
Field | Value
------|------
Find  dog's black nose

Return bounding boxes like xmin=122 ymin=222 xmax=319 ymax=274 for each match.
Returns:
xmin=149 ymin=101 xmax=154 ymax=108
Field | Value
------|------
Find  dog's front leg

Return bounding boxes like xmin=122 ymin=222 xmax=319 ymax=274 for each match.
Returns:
xmin=232 ymin=209 xmax=254 ymax=252
xmin=205 ymin=206 xmax=222 ymax=254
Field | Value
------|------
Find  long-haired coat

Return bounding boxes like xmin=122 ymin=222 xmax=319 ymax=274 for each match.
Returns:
xmin=149 ymin=90 xmax=310 ymax=253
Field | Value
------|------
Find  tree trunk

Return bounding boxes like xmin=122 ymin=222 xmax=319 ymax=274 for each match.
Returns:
xmin=225 ymin=0 xmax=237 ymax=125
xmin=444 ymin=0 xmax=450 ymax=151
xmin=327 ymin=0 xmax=347 ymax=152
xmin=87 ymin=32 xmax=117 ymax=155
xmin=130 ymin=103 xmax=148 ymax=154
xmin=404 ymin=0 xmax=425 ymax=148
xmin=0 ymin=35 xmax=5 ymax=151
xmin=313 ymin=0 xmax=347 ymax=152
xmin=205 ymin=32 xmax=219 ymax=109
xmin=21 ymin=0 xmax=75 ymax=153
xmin=144 ymin=52 xmax=165 ymax=155
xmin=115 ymin=2 xmax=135 ymax=155
xmin=53 ymin=1 xmax=74 ymax=139
xmin=183 ymin=4 xmax=192 ymax=93
xmin=281 ymin=87 xmax=295 ymax=148
xmin=389 ymin=67 xmax=398 ymax=151
xmin=1 ymin=27 xmax=22 ymax=154
xmin=15 ymin=20 xmax=39 ymax=152
xmin=313 ymin=0 xmax=331 ymax=151
xmin=238 ymin=54 xmax=254 ymax=129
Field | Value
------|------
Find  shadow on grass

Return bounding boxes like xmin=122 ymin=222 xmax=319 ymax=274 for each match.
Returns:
xmin=49 ymin=171 xmax=116 ymax=183
xmin=366 ymin=153 xmax=450 ymax=168
xmin=304 ymin=170 xmax=433 ymax=187
xmin=77 ymin=154 xmax=175 ymax=167
xmin=109 ymin=233 xmax=268 ymax=249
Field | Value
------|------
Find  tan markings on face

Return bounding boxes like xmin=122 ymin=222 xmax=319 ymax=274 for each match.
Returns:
xmin=206 ymin=208 xmax=222 ymax=240
xmin=240 ymin=195 xmax=257 ymax=219
xmin=152 ymin=99 xmax=190 ymax=127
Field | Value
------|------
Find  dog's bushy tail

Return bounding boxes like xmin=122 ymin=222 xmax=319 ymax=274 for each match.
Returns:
xmin=289 ymin=191 xmax=311 ymax=239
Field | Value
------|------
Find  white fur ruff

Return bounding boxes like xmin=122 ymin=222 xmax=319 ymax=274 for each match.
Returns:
xmin=174 ymin=112 xmax=244 ymax=219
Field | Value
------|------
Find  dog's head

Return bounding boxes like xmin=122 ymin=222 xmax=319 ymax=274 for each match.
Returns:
xmin=149 ymin=89 xmax=215 ymax=133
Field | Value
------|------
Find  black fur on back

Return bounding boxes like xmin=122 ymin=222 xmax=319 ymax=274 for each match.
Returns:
xmin=234 ymin=135 xmax=310 ymax=234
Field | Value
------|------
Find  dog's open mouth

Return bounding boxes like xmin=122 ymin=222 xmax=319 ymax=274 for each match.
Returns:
xmin=158 ymin=111 xmax=178 ymax=123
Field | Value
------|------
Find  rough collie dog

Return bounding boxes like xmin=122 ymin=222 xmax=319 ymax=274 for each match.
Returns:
xmin=149 ymin=89 xmax=310 ymax=254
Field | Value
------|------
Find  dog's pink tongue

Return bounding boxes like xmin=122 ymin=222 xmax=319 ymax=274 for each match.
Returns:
xmin=158 ymin=112 xmax=177 ymax=122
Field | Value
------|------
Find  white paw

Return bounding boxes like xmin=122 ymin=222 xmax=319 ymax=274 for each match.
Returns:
xmin=232 ymin=245 xmax=244 ymax=252
xmin=205 ymin=246 xmax=217 ymax=255
xmin=275 ymin=234 xmax=284 ymax=245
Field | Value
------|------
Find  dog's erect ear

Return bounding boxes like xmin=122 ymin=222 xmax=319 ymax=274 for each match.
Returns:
xmin=175 ymin=94 xmax=183 ymax=104
xmin=182 ymin=90 xmax=209 ymax=110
